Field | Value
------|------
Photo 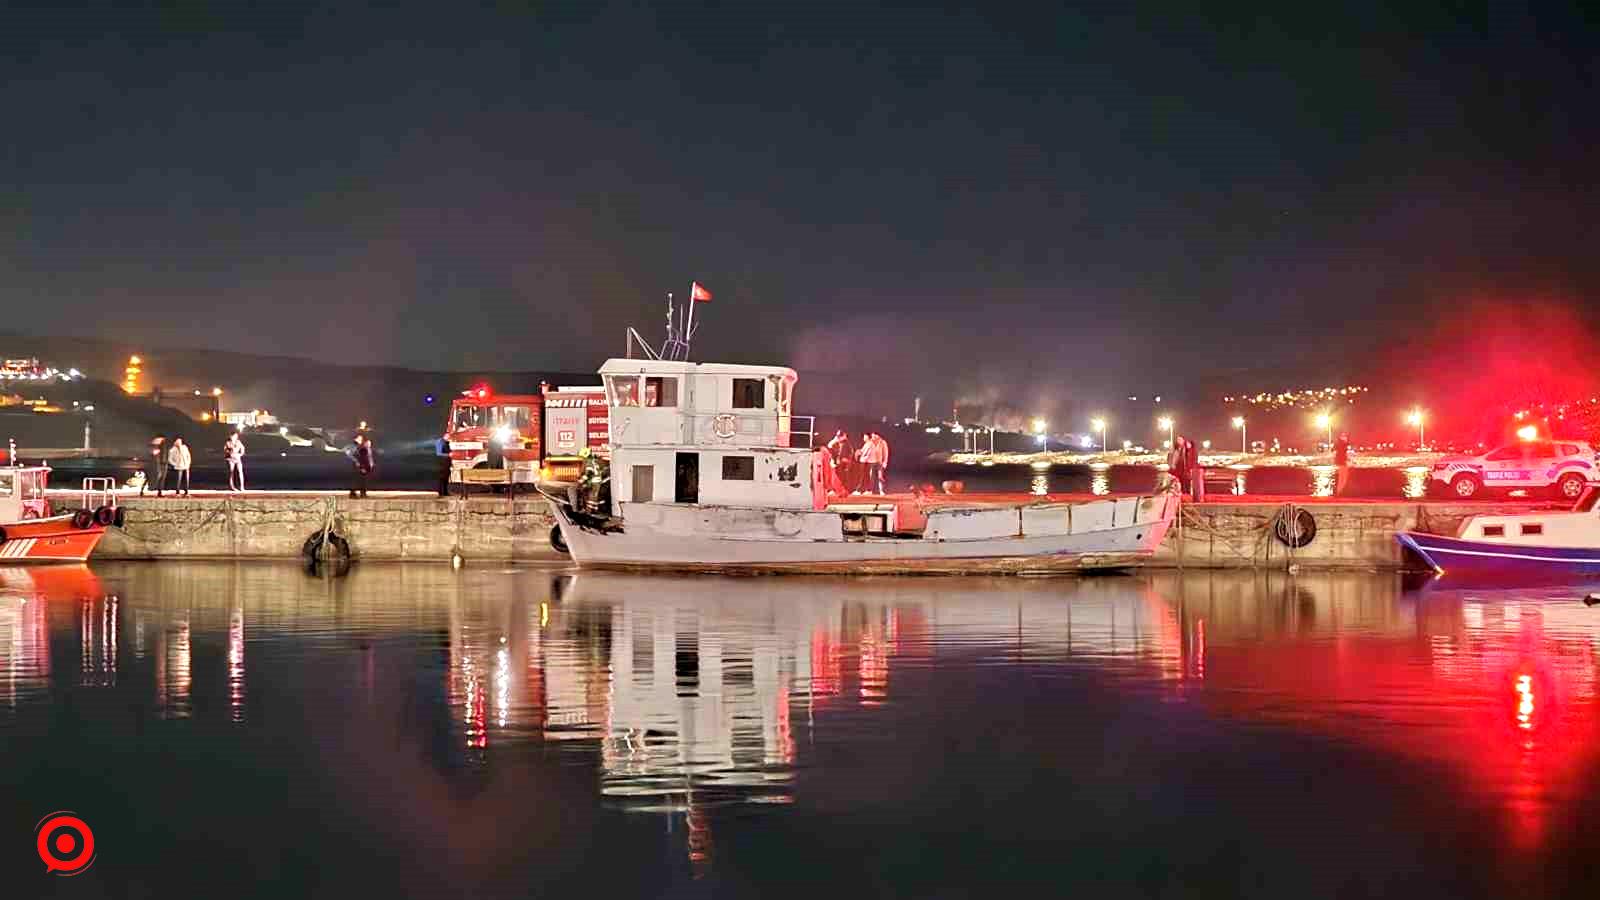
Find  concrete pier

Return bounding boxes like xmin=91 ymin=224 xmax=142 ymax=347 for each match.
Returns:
xmin=78 ymin=491 xmax=1559 ymax=569
xmin=94 ymin=493 xmax=561 ymax=562
xmin=1156 ymin=498 xmax=1553 ymax=570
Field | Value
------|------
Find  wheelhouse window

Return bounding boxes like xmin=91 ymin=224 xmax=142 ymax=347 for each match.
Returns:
xmin=18 ymin=470 xmax=44 ymax=501
xmin=644 ymin=377 xmax=678 ymax=408
xmin=452 ymin=405 xmax=484 ymax=430
xmin=0 ymin=471 xmax=12 ymax=495
xmin=607 ymin=375 xmax=640 ymax=407
xmin=732 ymin=378 xmax=765 ymax=409
xmin=721 ymin=456 xmax=755 ymax=480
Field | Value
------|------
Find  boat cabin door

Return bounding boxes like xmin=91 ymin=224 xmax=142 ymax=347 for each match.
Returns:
xmin=674 ymin=452 xmax=699 ymax=504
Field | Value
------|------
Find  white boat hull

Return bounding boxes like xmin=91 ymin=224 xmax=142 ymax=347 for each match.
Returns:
xmin=548 ymin=494 xmax=1177 ymax=575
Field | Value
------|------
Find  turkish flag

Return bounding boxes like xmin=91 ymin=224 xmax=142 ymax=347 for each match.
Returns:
xmin=691 ymin=282 xmax=712 ymax=302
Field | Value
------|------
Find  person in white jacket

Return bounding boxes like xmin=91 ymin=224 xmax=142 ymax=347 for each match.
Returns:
xmin=225 ymin=432 xmax=246 ymax=492
xmin=167 ymin=437 xmax=193 ymax=496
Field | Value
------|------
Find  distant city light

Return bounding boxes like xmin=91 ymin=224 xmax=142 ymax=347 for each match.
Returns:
xmin=1232 ymin=385 xmax=1369 ymax=411
xmin=1031 ymin=417 xmax=1046 ymax=434
xmin=1157 ymin=416 xmax=1173 ymax=432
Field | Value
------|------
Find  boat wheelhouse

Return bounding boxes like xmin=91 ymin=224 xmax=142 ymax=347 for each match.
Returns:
xmin=543 ymin=358 xmax=1178 ymax=574
xmin=0 ymin=466 xmax=112 ymax=563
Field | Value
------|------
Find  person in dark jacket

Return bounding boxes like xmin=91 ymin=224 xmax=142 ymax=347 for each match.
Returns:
xmin=350 ymin=434 xmax=374 ymax=498
xmin=1333 ymin=431 xmax=1352 ymax=496
xmin=1166 ymin=435 xmax=1191 ymax=494
xmin=145 ymin=435 xmax=167 ymax=497
xmin=433 ymin=433 xmax=452 ymax=497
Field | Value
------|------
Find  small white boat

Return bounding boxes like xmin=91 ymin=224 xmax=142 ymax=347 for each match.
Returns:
xmin=542 ymin=358 xmax=1177 ymax=574
xmin=1397 ymin=484 xmax=1600 ymax=580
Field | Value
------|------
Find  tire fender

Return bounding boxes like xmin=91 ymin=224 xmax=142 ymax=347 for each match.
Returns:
xmin=72 ymin=509 xmax=95 ymax=530
xmin=1273 ymin=508 xmax=1317 ymax=548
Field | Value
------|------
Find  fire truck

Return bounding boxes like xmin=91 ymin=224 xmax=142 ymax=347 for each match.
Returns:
xmin=445 ymin=382 xmax=608 ymax=485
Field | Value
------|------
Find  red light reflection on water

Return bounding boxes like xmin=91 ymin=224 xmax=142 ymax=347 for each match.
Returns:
xmin=1197 ymin=596 xmax=1599 ymax=851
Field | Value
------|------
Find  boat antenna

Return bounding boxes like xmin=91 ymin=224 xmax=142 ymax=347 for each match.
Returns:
xmin=625 ymin=294 xmax=669 ymax=360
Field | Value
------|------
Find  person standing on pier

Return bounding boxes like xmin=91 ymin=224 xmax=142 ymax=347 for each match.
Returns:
xmin=433 ymin=432 xmax=452 ymax=497
xmin=167 ymin=437 xmax=192 ymax=496
xmin=1187 ymin=435 xmax=1205 ymax=502
xmin=876 ymin=433 xmax=891 ymax=493
xmin=858 ymin=432 xmax=887 ymax=495
xmin=145 ymin=434 xmax=167 ymax=496
xmin=828 ymin=430 xmax=857 ymax=492
xmin=1166 ymin=435 xmax=1191 ymax=495
xmin=225 ymin=432 xmax=246 ymax=492
xmin=350 ymin=434 xmax=374 ymax=498
xmin=1333 ymin=431 xmax=1352 ymax=496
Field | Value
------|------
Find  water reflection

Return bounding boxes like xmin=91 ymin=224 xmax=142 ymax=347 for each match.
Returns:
xmin=1404 ymin=465 xmax=1430 ymax=498
xmin=1089 ymin=463 xmax=1110 ymax=496
xmin=4 ymin=562 xmax=1600 ymax=892
xmin=1309 ymin=464 xmax=1336 ymax=496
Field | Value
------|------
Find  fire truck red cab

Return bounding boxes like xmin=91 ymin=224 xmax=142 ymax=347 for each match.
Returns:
xmin=445 ymin=383 xmax=607 ymax=484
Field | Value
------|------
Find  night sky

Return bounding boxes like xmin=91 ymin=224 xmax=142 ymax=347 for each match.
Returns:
xmin=5 ymin=2 xmax=1598 ymax=420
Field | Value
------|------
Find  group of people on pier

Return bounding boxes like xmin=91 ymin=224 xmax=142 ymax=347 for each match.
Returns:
xmin=140 ymin=431 xmax=375 ymax=497
xmin=822 ymin=430 xmax=892 ymax=496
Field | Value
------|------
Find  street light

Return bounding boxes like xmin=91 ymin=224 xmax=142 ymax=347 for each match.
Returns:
xmin=1157 ymin=416 xmax=1173 ymax=449
xmin=1314 ymin=412 xmax=1332 ymax=448
xmin=1231 ymin=416 xmax=1246 ymax=454
xmin=1090 ymin=417 xmax=1106 ymax=453
xmin=1406 ymin=408 xmax=1425 ymax=449
xmin=1032 ymin=418 xmax=1048 ymax=452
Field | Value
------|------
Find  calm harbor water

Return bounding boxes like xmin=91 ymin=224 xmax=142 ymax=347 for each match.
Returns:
xmin=6 ymin=563 xmax=1600 ymax=897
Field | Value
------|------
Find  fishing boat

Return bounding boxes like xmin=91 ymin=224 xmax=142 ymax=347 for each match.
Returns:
xmin=0 ymin=465 xmax=114 ymax=563
xmin=541 ymin=357 xmax=1178 ymax=574
xmin=1396 ymin=485 xmax=1600 ymax=579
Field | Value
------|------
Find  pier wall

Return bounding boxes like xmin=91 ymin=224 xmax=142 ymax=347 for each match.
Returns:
xmin=91 ymin=495 xmax=1553 ymax=569
xmin=97 ymin=496 xmax=562 ymax=562
xmin=1152 ymin=500 xmax=1548 ymax=570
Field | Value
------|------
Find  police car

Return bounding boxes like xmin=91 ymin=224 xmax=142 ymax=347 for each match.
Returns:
xmin=1429 ymin=440 xmax=1596 ymax=499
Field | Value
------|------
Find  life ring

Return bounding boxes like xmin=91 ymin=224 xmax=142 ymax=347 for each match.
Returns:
xmin=302 ymin=531 xmax=352 ymax=562
xmin=1273 ymin=508 xmax=1318 ymax=548
xmin=72 ymin=509 xmax=95 ymax=530
xmin=94 ymin=506 xmax=115 ymax=526
xmin=549 ymin=524 xmax=569 ymax=554
xmin=711 ymin=414 xmax=738 ymax=439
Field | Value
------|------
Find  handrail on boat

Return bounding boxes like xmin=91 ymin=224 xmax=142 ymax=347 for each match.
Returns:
xmin=81 ymin=477 xmax=117 ymax=512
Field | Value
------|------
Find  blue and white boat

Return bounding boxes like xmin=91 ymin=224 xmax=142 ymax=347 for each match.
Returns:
xmin=1397 ymin=485 xmax=1600 ymax=579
